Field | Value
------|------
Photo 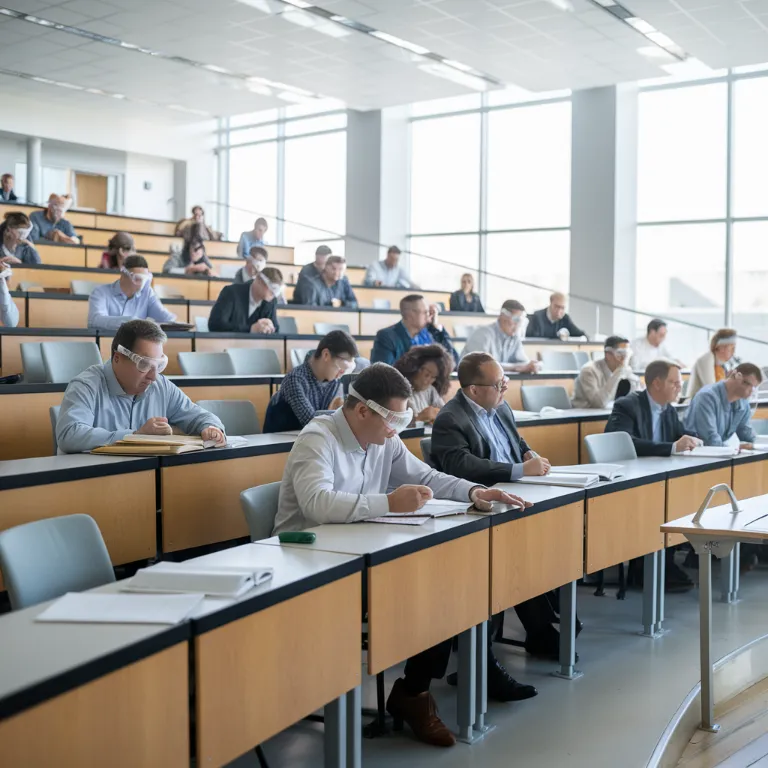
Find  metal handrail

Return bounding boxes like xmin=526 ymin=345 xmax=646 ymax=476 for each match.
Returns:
xmin=692 ymin=484 xmax=742 ymax=524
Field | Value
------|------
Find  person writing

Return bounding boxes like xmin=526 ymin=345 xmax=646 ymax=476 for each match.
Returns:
xmin=526 ymin=292 xmax=587 ymax=339
xmin=449 ymin=273 xmax=484 ymax=313
xmin=30 ymin=194 xmax=79 ymax=244
xmin=272 ymin=363 xmax=529 ymax=747
xmin=56 ymin=319 xmax=225 ymax=453
xmin=0 ymin=212 xmax=40 ymax=265
xmin=393 ymin=344 xmax=454 ymax=425
xmin=293 ymin=255 xmax=357 ymax=307
xmin=571 ymin=336 xmax=639 ymax=408
xmin=99 ymin=232 xmax=135 ymax=270
xmin=208 ymin=267 xmax=282 ymax=335
xmin=263 ymin=330 xmax=357 ymax=433
xmin=364 ymin=245 xmax=416 ymax=288
xmin=687 ymin=328 xmax=739 ymax=401
xmin=236 ymin=217 xmax=268 ymax=258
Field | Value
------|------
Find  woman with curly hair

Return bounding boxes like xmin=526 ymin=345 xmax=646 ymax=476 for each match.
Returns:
xmin=394 ymin=344 xmax=454 ymax=424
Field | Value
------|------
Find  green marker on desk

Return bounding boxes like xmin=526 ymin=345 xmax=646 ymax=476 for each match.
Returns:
xmin=278 ymin=531 xmax=317 ymax=544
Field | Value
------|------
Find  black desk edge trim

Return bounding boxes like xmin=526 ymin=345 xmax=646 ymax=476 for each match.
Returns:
xmin=586 ymin=473 xmax=668 ymax=498
xmin=0 ymin=458 xmax=159 ymax=492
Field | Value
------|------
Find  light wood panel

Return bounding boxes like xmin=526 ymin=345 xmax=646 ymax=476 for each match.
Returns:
xmin=401 ymin=436 xmax=422 ymax=457
xmin=194 ymin=337 xmax=285 ymax=373
xmin=491 ymin=502 xmax=584 ymax=612
xmin=1 ymin=332 xmax=97 ymax=377
xmin=9 ymin=266 xmax=113 ymax=293
xmin=152 ymin=275 xmax=209 ymax=301
xmin=27 ymin=298 xmax=89 ymax=329
xmin=359 ymin=311 xmax=400 ymax=336
xmin=35 ymin=244 xmax=87 ymax=267
xmin=287 ymin=310 xmax=361 ymax=337
xmin=79 ymin=231 xmax=183 ymax=253
xmin=196 ymin=573 xmax=360 ymax=766
xmin=75 ymin=173 xmax=108 ymax=212
xmin=518 ymin=423 xmax=580 ymax=466
xmin=732 ymin=461 xmax=768 ymax=500
xmin=368 ymin=529 xmax=489 ymax=674
xmin=208 ymin=281 xmax=226 ymax=301
xmin=586 ymin=482 xmax=665 ymax=573
xmin=98 ymin=336 xmax=191 ymax=377
xmin=200 ymin=240 xmax=238 ymax=258
xmin=95 ymin=214 xmax=176 ymax=236
xmin=354 ymin=287 xmax=451 ymax=310
xmin=64 ymin=211 xmax=97 ymax=228
xmin=666 ymin=468 xmax=732 ymax=546
xmin=0 ymin=391 xmax=64 ymax=459
xmin=177 ymin=382 xmax=273 ymax=426
xmin=579 ymin=419 xmax=609 ymax=463
xmin=161 ymin=452 xmax=287 ymax=551
xmin=0 ymin=643 xmax=189 ymax=768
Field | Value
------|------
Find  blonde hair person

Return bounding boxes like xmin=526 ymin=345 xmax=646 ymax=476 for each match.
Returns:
xmin=687 ymin=328 xmax=738 ymax=400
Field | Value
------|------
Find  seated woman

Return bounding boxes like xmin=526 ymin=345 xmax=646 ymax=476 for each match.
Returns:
xmin=449 ymin=273 xmax=484 ymax=313
xmin=263 ymin=330 xmax=358 ymax=433
xmin=237 ymin=217 xmax=268 ymax=258
xmin=163 ymin=236 xmax=217 ymax=276
xmin=394 ymin=344 xmax=454 ymax=425
xmin=30 ymin=194 xmax=79 ymax=244
xmin=0 ymin=211 xmax=41 ymax=265
xmin=99 ymin=232 xmax=135 ymax=269
xmin=175 ymin=206 xmax=222 ymax=241
xmin=687 ymin=327 xmax=739 ymax=400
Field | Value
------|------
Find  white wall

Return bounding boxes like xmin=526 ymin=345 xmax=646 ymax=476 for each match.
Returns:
xmin=124 ymin=154 xmax=175 ymax=221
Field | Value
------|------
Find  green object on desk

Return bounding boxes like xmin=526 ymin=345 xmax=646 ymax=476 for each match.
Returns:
xmin=278 ymin=531 xmax=317 ymax=544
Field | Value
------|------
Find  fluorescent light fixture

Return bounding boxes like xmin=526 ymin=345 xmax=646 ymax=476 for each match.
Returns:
xmin=637 ymin=46 xmax=674 ymax=60
xmin=661 ymin=57 xmax=713 ymax=77
xmin=313 ymin=21 xmax=351 ymax=38
xmin=281 ymin=8 xmax=316 ymax=27
xmin=646 ymin=31 xmax=675 ymax=47
xmin=246 ymin=81 xmax=272 ymax=95
xmin=592 ymin=0 xmax=616 ymax=5
xmin=235 ymin=0 xmax=282 ymax=11
xmin=419 ymin=63 xmax=489 ymax=91
xmin=442 ymin=58 xmax=474 ymax=73
xmin=544 ymin=0 xmax=575 ymax=10
xmin=277 ymin=90 xmax=315 ymax=103
xmin=626 ymin=17 xmax=656 ymax=34
xmin=370 ymin=30 xmax=430 ymax=56
xmin=203 ymin=63 xmax=231 ymax=74
xmin=282 ymin=0 xmax=314 ymax=7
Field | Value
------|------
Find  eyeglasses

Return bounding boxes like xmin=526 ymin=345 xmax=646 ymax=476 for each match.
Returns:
xmin=333 ymin=356 xmax=356 ymax=374
xmin=472 ymin=377 xmax=509 ymax=392
xmin=117 ymin=344 xmax=168 ymax=374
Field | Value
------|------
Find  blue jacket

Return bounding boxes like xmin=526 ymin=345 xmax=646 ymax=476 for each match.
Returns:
xmin=370 ymin=321 xmax=458 ymax=366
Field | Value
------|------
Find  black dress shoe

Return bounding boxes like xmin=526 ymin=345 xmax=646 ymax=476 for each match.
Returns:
xmin=446 ymin=662 xmax=538 ymax=702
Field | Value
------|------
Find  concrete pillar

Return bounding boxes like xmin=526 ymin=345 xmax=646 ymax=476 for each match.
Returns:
xmin=172 ymin=160 xmax=187 ymax=223
xmin=26 ymin=137 xmax=41 ymax=205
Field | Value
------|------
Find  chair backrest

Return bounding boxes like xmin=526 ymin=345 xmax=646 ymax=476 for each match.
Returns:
xmin=240 ymin=482 xmax=281 ymax=541
xmin=40 ymin=341 xmax=102 ymax=384
xmin=314 ymin=322 xmax=350 ymax=335
xmin=49 ymin=405 xmax=61 ymax=455
xmin=194 ymin=316 xmax=209 ymax=332
xmin=454 ymin=324 xmax=476 ymax=338
xmin=226 ymin=348 xmax=282 ymax=375
xmin=540 ymin=351 xmax=579 ymax=371
xmin=0 ymin=514 xmax=116 ymax=610
xmin=153 ymin=284 xmax=184 ymax=299
xmin=750 ymin=419 xmax=768 ymax=436
xmin=19 ymin=281 xmax=44 ymax=292
xmin=372 ymin=299 xmax=391 ymax=310
xmin=520 ymin=385 xmax=572 ymax=412
xmin=420 ymin=437 xmax=436 ymax=469
xmin=177 ymin=352 xmax=236 ymax=376
xmin=197 ymin=399 xmax=260 ymax=435
xmin=70 ymin=280 xmax=102 ymax=296
xmin=279 ymin=316 xmax=298 ymax=335
xmin=574 ymin=351 xmax=590 ymax=368
xmin=218 ymin=262 xmax=241 ymax=279
xmin=584 ymin=431 xmax=638 ymax=463
xmin=290 ymin=347 xmax=316 ymax=369
xmin=20 ymin=342 xmax=46 ymax=384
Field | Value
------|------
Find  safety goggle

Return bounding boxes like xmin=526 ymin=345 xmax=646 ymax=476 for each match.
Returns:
xmin=121 ymin=267 xmax=153 ymax=287
xmin=10 ymin=226 xmax=32 ymax=240
xmin=349 ymin=384 xmax=413 ymax=433
xmin=248 ymin=256 xmax=267 ymax=270
xmin=500 ymin=309 xmax=523 ymax=324
xmin=117 ymin=344 xmax=168 ymax=374
xmin=334 ymin=356 xmax=356 ymax=374
xmin=606 ymin=347 xmax=631 ymax=360
xmin=259 ymin=270 xmax=283 ymax=297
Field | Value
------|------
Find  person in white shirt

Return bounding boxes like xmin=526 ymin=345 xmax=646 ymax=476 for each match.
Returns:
xmin=0 ymin=263 xmax=18 ymax=327
xmin=273 ymin=362 xmax=528 ymax=748
xmin=571 ymin=335 xmax=640 ymax=409
xmin=631 ymin=319 xmax=683 ymax=370
xmin=364 ymin=245 xmax=417 ymax=289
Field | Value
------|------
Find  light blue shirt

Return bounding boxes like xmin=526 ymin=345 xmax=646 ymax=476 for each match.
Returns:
xmin=0 ymin=280 xmax=19 ymax=327
xmin=462 ymin=322 xmax=528 ymax=364
xmin=237 ymin=232 xmax=266 ymax=259
xmin=30 ymin=210 xmax=77 ymax=242
xmin=56 ymin=361 xmax=224 ymax=454
xmin=684 ymin=381 xmax=755 ymax=447
xmin=464 ymin=395 xmax=522 ymax=480
xmin=87 ymin=280 xmax=176 ymax=331
xmin=646 ymin=389 xmax=664 ymax=443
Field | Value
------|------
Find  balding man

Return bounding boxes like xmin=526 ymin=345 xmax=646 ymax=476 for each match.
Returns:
xmin=526 ymin=292 xmax=587 ymax=340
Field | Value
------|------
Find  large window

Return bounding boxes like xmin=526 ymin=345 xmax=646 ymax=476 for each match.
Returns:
xmin=228 ymin=143 xmax=278 ymax=240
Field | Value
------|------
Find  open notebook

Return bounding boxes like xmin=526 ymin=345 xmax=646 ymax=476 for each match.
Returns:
xmin=368 ymin=498 xmax=471 ymax=524
xmin=91 ymin=434 xmax=248 ymax=456
xmin=553 ymin=463 xmax=625 ymax=481
xmin=517 ymin=473 xmax=600 ymax=488
xmin=679 ymin=446 xmax=739 ymax=458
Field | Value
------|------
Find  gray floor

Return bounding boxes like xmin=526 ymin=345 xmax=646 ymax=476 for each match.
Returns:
xmin=228 ymin=564 xmax=768 ymax=768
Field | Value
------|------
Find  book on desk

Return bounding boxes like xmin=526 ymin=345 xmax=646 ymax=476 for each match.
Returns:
xmin=91 ymin=433 xmax=248 ymax=456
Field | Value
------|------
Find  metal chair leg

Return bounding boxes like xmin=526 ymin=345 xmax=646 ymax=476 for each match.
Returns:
xmin=255 ymin=745 xmax=270 ymax=768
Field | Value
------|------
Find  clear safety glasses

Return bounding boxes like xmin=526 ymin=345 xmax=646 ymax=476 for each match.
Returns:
xmin=258 ymin=270 xmax=283 ymax=298
xmin=120 ymin=267 xmax=153 ymax=289
xmin=606 ymin=346 xmax=632 ymax=361
xmin=334 ymin=357 xmax=357 ymax=375
xmin=117 ymin=344 xmax=168 ymax=374
xmin=348 ymin=384 xmax=413 ymax=433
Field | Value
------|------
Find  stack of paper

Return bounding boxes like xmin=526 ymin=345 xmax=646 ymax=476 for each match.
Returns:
xmin=554 ymin=463 xmax=625 ymax=481
xmin=680 ymin=446 xmax=738 ymax=458
xmin=368 ymin=499 xmax=471 ymax=525
xmin=517 ymin=473 xmax=600 ymax=488
xmin=92 ymin=434 xmax=205 ymax=456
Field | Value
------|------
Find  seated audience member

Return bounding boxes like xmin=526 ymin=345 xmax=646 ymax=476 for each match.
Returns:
xmin=263 ymin=330 xmax=357 ymax=433
xmin=57 ymin=319 xmax=225 ymax=454
xmin=449 ymin=273 xmax=484 ymax=313
xmin=687 ymin=328 xmax=739 ymax=401
xmin=571 ymin=336 xmax=639 ymax=409
xmin=462 ymin=300 xmax=539 ymax=373
xmin=684 ymin=363 xmax=762 ymax=448
xmin=273 ymin=363 xmax=530 ymax=746
xmin=393 ymin=344 xmax=454 ymax=425
xmin=364 ymin=245 xmax=416 ymax=288
xmin=0 ymin=265 xmax=18 ymax=327
xmin=605 ymin=360 xmax=700 ymax=457
xmin=30 ymin=194 xmax=79 ymax=244
xmin=298 ymin=244 xmax=332 ymax=281
xmin=293 ymin=255 xmax=357 ymax=308
xmin=631 ymin=319 xmax=683 ymax=370
xmin=1 ymin=173 xmax=18 ymax=202
xmin=208 ymin=267 xmax=282 ymax=334
xmin=163 ymin=235 xmax=216 ymax=276
xmin=99 ymin=232 xmax=135 ymax=270
xmin=526 ymin=292 xmax=587 ymax=339
xmin=88 ymin=255 xmax=176 ymax=331
xmin=236 ymin=217 xmax=268 ymax=258
xmin=371 ymin=294 xmax=458 ymax=366
xmin=234 ymin=246 xmax=286 ymax=305
xmin=0 ymin=212 xmax=40 ymax=265
xmin=175 ymin=206 xmax=222 ymax=241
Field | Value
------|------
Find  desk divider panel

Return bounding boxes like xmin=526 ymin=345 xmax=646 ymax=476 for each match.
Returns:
xmin=359 ymin=311 xmax=400 ymax=335
xmin=152 ymin=275 xmax=209 ymax=301
xmin=35 ymin=244 xmax=87 ymax=267
xmin=200 ymin=240 xmax=238 ymax=258
xmin=732 ymin=459 xmax=768 ymax=499
xmin=518 ymin=423 xmax=580 ymax=466
xmin=666 ymin=467 xmax=733 ymax=547
xmin=0 ymin=390 xmax=64 ymax=460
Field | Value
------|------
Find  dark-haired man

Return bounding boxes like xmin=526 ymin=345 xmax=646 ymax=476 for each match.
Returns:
xmin=298 ymin=244 xmax=332 ymax=281
xmin=209 ymin=267 xmax=283 ymax=334
xmin=571 ymin=335 xmax=639 ymax=408
xmin=631 ymin=319 xmax=683 ymax=369
xmin=293 ymin=255 xmax=357 ymax=307
xmin=364 ymin=245 xmax=416 ymax=288
xmin=56 ymin=319 xmax=225 ymax=454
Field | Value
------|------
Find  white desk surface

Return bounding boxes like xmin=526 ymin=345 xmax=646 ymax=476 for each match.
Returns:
xmin=662 ymin=494 xmax=768 ymax=540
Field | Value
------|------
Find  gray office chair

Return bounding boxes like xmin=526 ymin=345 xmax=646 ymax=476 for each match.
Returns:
xmin=520 ymin=385 xmax=572 ymax=412
xmin=574 ymin=351 xmax=590 ymax=368
xmin=290 ymin=347 xmax=316 ymax=369
xmin=584 ymin=431 xmax=637 ymax=463
xmin=197 ymin=400 xmax=260 ymax=436
xmin=279 ymin=316 xmax=298 ymax=335
xmin=454 ymin=324 xmax=476 ymax=338
xmin=194 ymin=316 xmax=209 ymax=332
xmin=70 ymin=280 xmax=102 ymax=296
xmin=20 ymin=342 xmax=46 ymax=384
xmin=0 ymin=514 xmax=115 ymax=610
xmin=314 ymin=322 xmax=350 ymax=335
xmin=420 ymin=438 xmax=436 ymax=469
xmin=226 ymin=348 xmax=282 ymax=375
xmin=40 ymin=341 xmax=102 ymax=384
xmin=49 ymin=405 xmax=61 ymax=455
xmin=178 ymin=352 xmax=236 ymax=376
xmin=240 ymin=482 xmax=281 ymax=541
xmin=372 ymin=299 xmax=391 ymax=310
xmin=19 ymin=281 xmax=44 ymax=292
xmin=540 ymin=351 xmax=579 ymax=371
xmin=750 ymin=420 xmax=768 ymax=436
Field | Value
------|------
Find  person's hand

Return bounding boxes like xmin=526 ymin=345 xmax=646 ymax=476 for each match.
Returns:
xmin=416 ymin=405 xmax=440 ymax=423
xmin=523 ymin=456 xmax=551 ymax=476
xmin=251 ymin=318 xmax=275 ymax=334
xmin=329 ymin=396 xmax=343 ymax=410
xmin=387 ymin=485 xmax=433 ymax=513
xmin=0 ymin=255 xmax=20 ymax=265
xmin=331 ymin=298 xmax=342 ymax=308
xmin=522 ymin=360 xmax=540 ymax=374
xmin=675 ymin=435 xmax=701 ymax=453
xmin=740 ymin=443 xmax=754 ymax=451
xmin=427 ymin=303 xmax=441 ymax=328
xmin=201 ymin=426 xmax=226 ymax=446
xmin=136 ymin=417 xmax=173 ymax=436
xmin=470 ymin=487 xmax=532 ymax=512
xmin=374 ymin=280 xmax=382 ymax=287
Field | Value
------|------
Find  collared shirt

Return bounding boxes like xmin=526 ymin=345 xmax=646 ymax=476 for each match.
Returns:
xmin=56 ymin=361 xmax=224 ymax=454
xmin=684 ymin=381 xmax=755 ymax=447
xmin=407 ymin=321 xmax=433 ymax=347
xmin=294 ymin=274 xmax=358 ymax=308
xmin=87 ymin=280 xmax=176 ymax=331
xmin=631 ymin=336 xmax=679 ymax=369
xmin=364 ymin=260 xmax=414 ymax=289
xmin=646 ymin=389 xmax=664 ymax=442
xmin=273 ymin=408 xmax=477 ymax=533
xmin=29 ymin=210 xmax=77 ymax=242
xmin=270 ymin=359 xmax=341 ymax=428
xmin=461 ymin=321 xmax=528 ymax=364
xmin=0 ymin=279 xmax=19 ymax=327
xmin=248 ymin=294 xmax=262 ymax=321
xmin=572 ymin=358 xmax=640 ymax=409
xmin=237 ymin=232 xmax=266 ymax=259
xmin=463 ymin=396 xmax=522 ymax=480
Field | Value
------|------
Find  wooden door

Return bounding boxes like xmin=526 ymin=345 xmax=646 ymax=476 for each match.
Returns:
xmin=75 ymin=173 xmax=108 ymax=212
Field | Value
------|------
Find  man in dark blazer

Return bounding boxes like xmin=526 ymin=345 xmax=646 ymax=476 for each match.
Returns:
xmin=208 ymin=267 xmax=282 ymax=334
xmin=371 ymin=294 xmax=458 ymax=366
xmin=431 ymin=351 xmax=572 ymax=661
xmin=526 ymin=292 xmax=587 ymax=339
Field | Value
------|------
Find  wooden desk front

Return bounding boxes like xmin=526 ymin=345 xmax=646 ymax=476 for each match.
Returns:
xmin=732 ymin=457 xmax=768 ymax=499
xmin=0 ymin=389 xmax=64 ymax=459
xmin=666 ymin=467 xmax=732 ymax=547
xmin=518 ymin=422 xmax=580 ymax=465
xmin=79 ymin=230 xmax=184 ymax=253
xmin=35 ymin=244 xmax=87 ymax=267
xmin=94 ymin=214 xmax=176 ymax=236
xmin=1 ymin=331 xmax=97 ymax=377
xmin=176 ymin=380 xmax=274 ymax=426
xmin=9 ymin=266 xmax=114 ymax=293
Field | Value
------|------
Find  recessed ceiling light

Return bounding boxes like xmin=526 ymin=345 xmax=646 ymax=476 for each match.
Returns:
xmin=637 ymin=46 xmax=674 ymax=60
xmin=544 ymin=0 xmax=575 ymax=11
xmin=282 ymin=0 xmax=314 ymax=7
xmin=626 ymin=17 xmax=656 ymax=34
xmin=370 ymin=31 xmax=430 ymax=56
xmin=645 ymin=31 xmax=675 ymax=47
xmin=419 ymin=63 xmax=490 ymax=91
xmin=442 ymin=59 xmax=474 ymax=73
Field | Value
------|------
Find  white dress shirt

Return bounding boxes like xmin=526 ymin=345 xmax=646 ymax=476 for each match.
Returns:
xmin=248 ymin=294 xmax=262 ymax=320
xmin=630 ymin=336 xmax=679 ymax=370
xmin=363 ymin=260 xmax=415 ymax=289
xmin=273 ymin=408 xmax=477 ymax=533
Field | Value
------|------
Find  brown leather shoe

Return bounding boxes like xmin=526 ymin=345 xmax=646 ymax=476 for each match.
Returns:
xmin=385 ymin=678 xmax=456 ymax=747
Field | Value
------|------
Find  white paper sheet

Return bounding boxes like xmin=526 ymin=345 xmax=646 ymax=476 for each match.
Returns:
xmin=517 ymin=473 xmax=600 ymax=488
xmin=680 ymin=446 xmax=738 ymax=458
xmin=367 ymin=516 xmax=429 ymax=526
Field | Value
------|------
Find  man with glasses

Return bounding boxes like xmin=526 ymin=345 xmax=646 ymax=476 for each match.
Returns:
xmin=88 ymin=255 xmax=178 ymax=331
xmin=526 ymin=292 xmax=587 ymax=340
xmin=572 ymin=335 xmax=639 ymax=409
xmin=684 ymin=363 xmax=763 ymax=448
xmin=208 ymin=266 xmax=283 ymax=334
xmin=462 ymin=300 xmax=540 ymax=373
xmin=57 ymin=319 xmax=225 ymax=453
xmin=263 ymin=330 xmax=358 ymax=433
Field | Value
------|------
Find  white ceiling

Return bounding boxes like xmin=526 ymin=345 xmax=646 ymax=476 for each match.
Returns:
xmin=0 ymin=0 xmax=766 ymax=121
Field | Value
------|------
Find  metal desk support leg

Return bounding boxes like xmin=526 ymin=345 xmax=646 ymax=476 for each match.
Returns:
xmin=324 ymin=693 xmax=347 ymax=767
xmin=656 ymin=549 xmax=666 ymax=633
xmin=473 ymin=621 xmax=493 ymax=736
xmin=346 ymin=686 xmax=361 ymax=768
xmin=699 ymin=549 xmax=720 ymax=733
xmin=456 ymin=626 xmax=477 ymax=743
xmin=720 ymin=542 xmax=740 ymax=603
xmin=553 ymin=581 xmax=582 ymax=680
xmin=641 ymin=552 xmax=659 ymax=637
